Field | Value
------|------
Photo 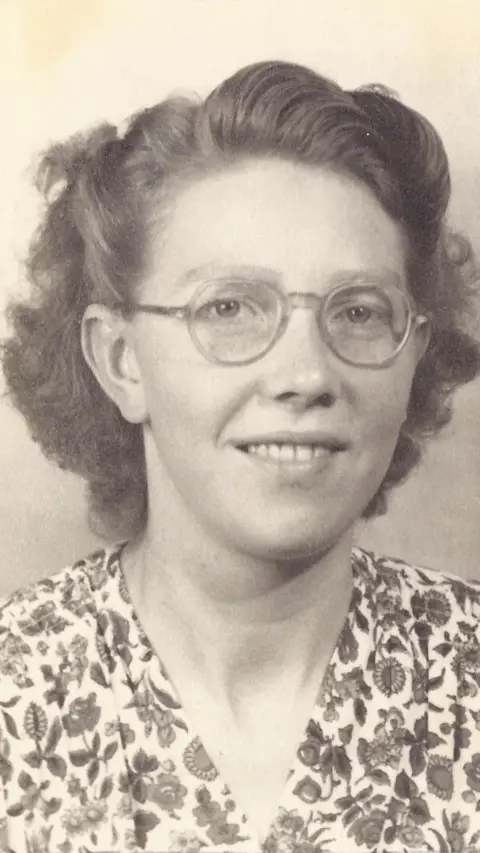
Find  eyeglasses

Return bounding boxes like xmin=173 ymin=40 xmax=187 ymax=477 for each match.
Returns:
xmin=120 ymin=279 xmax=429 ymax=368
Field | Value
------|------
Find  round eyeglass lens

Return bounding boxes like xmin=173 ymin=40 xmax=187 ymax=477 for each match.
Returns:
xmin=190 ymin=281 xmax=282 ymax=363
xmin=323 ymin=284 xmax=411 ymax=365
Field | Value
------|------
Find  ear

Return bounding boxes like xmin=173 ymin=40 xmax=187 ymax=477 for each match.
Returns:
xmin=81 ymin=304 xmax=148 ymax=424
xmin=413 ymin=315 xmax=431 ymax=365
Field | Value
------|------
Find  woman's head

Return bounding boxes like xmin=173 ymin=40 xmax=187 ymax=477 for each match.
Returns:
xmin=2 ymin=60 xmax=479 ymax=543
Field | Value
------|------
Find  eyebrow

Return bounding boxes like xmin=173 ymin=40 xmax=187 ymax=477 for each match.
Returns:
xmin=176 ymin=264 xmax=405 ymax=289
xmin=177 ymin=264 xmax=280 ymax=287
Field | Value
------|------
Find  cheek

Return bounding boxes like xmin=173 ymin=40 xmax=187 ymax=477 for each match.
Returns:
xmin=357 ymin=369 xmax=414 ymax=444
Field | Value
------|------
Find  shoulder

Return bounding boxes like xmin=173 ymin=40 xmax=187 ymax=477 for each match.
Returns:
xmin=0 ymin=544 xmax=125 ymax=629
xmin=0 ymin=544 xmax=125 ymax=697
xmin=353 ymin=545 xmax=480 ymax=627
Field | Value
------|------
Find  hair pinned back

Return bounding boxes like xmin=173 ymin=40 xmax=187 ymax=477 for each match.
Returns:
xmin=2 ymin=60 xmax=479 ymax=538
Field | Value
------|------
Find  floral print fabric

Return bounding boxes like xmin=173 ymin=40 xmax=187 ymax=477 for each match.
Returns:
xmin=0 ymin=544 xmax=479 ymax=853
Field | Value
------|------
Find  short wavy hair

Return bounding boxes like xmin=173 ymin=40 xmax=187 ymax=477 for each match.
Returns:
xmin=2 ymin=61 xmax=480 ymax=540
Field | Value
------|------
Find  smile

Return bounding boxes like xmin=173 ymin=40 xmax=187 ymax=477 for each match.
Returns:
xmin=242 ymin=442 xmax=329 ymax=462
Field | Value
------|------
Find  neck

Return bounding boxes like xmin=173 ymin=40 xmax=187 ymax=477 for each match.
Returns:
xmin=123 ymin=511 xmax=355 ymax=711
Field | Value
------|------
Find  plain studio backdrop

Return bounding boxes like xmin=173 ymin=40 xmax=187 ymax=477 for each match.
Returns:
xmin=0 ymin=0 xmax=479 ymax=597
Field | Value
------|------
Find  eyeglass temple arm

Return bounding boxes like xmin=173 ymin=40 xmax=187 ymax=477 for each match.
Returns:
xmin=120 ymin=302 xmax=187 ymax=319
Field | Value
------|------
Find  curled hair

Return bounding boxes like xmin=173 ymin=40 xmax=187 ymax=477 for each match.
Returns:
xmin=2 ymin=61 xmax=480 ymax=538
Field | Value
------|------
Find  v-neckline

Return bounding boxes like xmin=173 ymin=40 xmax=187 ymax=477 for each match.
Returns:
xmin=109 ymin=542 xmax=366 ymax=846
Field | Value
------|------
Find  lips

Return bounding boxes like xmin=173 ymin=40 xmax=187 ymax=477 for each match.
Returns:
xmin=234 ymin=431 xmax=348 ymax=454
xmin=233 ymin=431 xmax=348 ymax=466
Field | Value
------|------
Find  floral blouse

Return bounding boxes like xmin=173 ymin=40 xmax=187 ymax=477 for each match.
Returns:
xmin=0 ymin=545 xmax=480 ymax=853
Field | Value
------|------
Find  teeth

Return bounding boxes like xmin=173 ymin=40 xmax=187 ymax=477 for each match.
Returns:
xmin=245 ymin=443 xmax=328 ymax=462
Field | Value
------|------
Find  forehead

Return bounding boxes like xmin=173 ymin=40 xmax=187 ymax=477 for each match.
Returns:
xmin=143 ymin=159 xmax=407 ymax=297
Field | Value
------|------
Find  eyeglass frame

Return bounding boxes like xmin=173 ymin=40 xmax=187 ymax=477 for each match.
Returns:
xmin=116 ymin=279 xmax=430 ymax=369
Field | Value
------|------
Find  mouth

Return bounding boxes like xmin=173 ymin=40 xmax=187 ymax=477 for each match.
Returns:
xmin=234 ymin=434 xmax=347 ymax=473
xmin=236 ymin=442 xmax=335 ymax=463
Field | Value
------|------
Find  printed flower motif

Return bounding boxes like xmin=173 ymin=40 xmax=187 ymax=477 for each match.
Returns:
xmin=292 ymin=776 xmax=323 ymax=804
xmin=426 ymin=755 xmax=454 ymax=800
xmin=453 ymin=641 xmax=480 ymax=678
xmin=411 ymin=590 xmax=452 ymax=626
xmin=373 ymin=657 xmax=406 ymax=696
xmin=348 ymin=809 xmax=387 ymax=846
xmin=0 ymin=630 xmax=32 ymax=686
xmin=374 ymin=707 xmax=405 ymax=739
xmin=358 ymin=734 xmax=401 ymax=770
xmin=82 ymin=799 xmax=108 ymax=829
xmin=464 ymin=753 xmax=480 ymax=792
xmin=193 ymin=788 xmax=225 ymax=827
xmin=272 ymin=807 xmax=304 ymax=835
xmin=206 ymin=819 xmax=244 ymax=846
xmin=148 ymin=772 xmax=188 ymax=811
xmin=336 ymin=666 xmax=365 ymax=701
xmin=167 ymin=830 xmax=206 ymax=852
xmin=152 ymin=707 xmax=176 ymax=747
xmin=398 ymin=825 xmax=425 ymax=847
xmin=0 ymin=736 xmax=13 ymax=786
xmin=62 ymin=693 xmax=101 ymax=737
xmin=183 ymin=737 xmax=218 ymax=781
xmin=24 ymin=827 xmax=52 ymax=853
xmin=263 ymin=832 xmax=297 ymax=853
xmin=297 ymin=738 xmax=322 ymax=768
xmin=18 ymin=601 xmax=69 ymax=635
xmin=61 ymin=806 xmax=89 ymax=835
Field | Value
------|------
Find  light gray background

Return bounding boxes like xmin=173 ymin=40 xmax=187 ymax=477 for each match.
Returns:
xmin=1 ymin=0 xmax=479 ymax=598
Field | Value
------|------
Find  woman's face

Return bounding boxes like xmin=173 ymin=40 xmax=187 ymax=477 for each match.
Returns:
xmin=129 ymin=159 xmax=426 ymax=561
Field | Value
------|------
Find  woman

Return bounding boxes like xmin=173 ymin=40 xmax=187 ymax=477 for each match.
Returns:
xmin=1 ymin=60 xmax=480 ymax=853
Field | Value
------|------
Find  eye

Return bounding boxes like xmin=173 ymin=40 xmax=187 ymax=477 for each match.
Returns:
xmin=344 ymin=305 xmax=375 ymax=324
xmin=211 ymin=299 xmax=242 ymax=318
xmin=196 ymin=291 xmax=266 ymax=323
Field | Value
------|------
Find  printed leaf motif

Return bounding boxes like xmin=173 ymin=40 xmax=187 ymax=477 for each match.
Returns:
xmin=6 ymin=803 xmax=25 ymax=817
xmin=428 ymin=671 xmax=446 ymax=691
xmin=434 ymin=642 xmax=453 ymax=657
xmin=133 ymin=777 xmax=148 ymax=804
xmin=45 ymin=718 xmax=62 ymax=754
xmin=409 ymin=744 xmax=426 ymax=776
xmin=332 ymin=746 xmax=352 ymax=780
xmin=103 ymin=741 xmax=118 ymax=762
xmin=367 ymin=769 xmax=390 ymax=785
xmin=0 ymin=695 xmax=20 ymax=709
xmin=133 ymin=748 xmax=159 ymax=774
xmin=342 ymin=804 xmax=363 ymax=825
xmin=430 ymin=828 xmax=450 ymax=853
xmin=338 ymin=725 xmax=353 ymax=745
xmin=354 ymin=697 xmax=366 ymax=726
xmin=386 ymin=636 xmax=408 ymax=654
xmin=22 ymin=750 xmax=42 ymax=769
xmin=17 ymin=771 xmax=34 ymax=791
xmin=133 ymin=809 xmax=161 ymax=832
xmin=100 ymin=776 xmax=114 ymax=799
xmin=394 ymin=769 xmax=418 ymax=800
xmin=458 ymin=621 xmax=476 ymax=635
xmin=24 ymin=702 xmax=48 ymax=740
xmin=89 ymin=662 xmax=108 ymax=689
xmin=68 ymin=749 xmax=93 ymax=767
xmin=172 ymin=715 xmax=189 ymax=733
xmin=335 ymin=795 xmax=355 ymax=810
xmin=383 ymin=825 xmax=397 ymax=844
xmin=46 ymin=755 xmax=67 ymax=779
xmin=148 ymin=681 xmax=182 ymax=710
xmin=2 ymin=711 xmax=19 ymax=740
xmin=355 ymin=608 xmax=369 ymax=633
xmin=88 ymin=758 xmax=100 ymax=784
xmin=409 ymin=796 xmax=432 ymax=825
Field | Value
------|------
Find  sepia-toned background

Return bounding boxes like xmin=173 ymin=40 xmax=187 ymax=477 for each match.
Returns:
xmin=1 ymin=0 xmax=479 ymax=598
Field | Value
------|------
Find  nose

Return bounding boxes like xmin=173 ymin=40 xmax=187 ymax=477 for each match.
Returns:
xmin=258 ymin=302 xmax=342 ymax=408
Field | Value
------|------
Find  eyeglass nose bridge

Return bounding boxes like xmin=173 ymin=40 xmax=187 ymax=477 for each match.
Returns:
xmin=284 ymin=291 xmax=326 ymax=314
